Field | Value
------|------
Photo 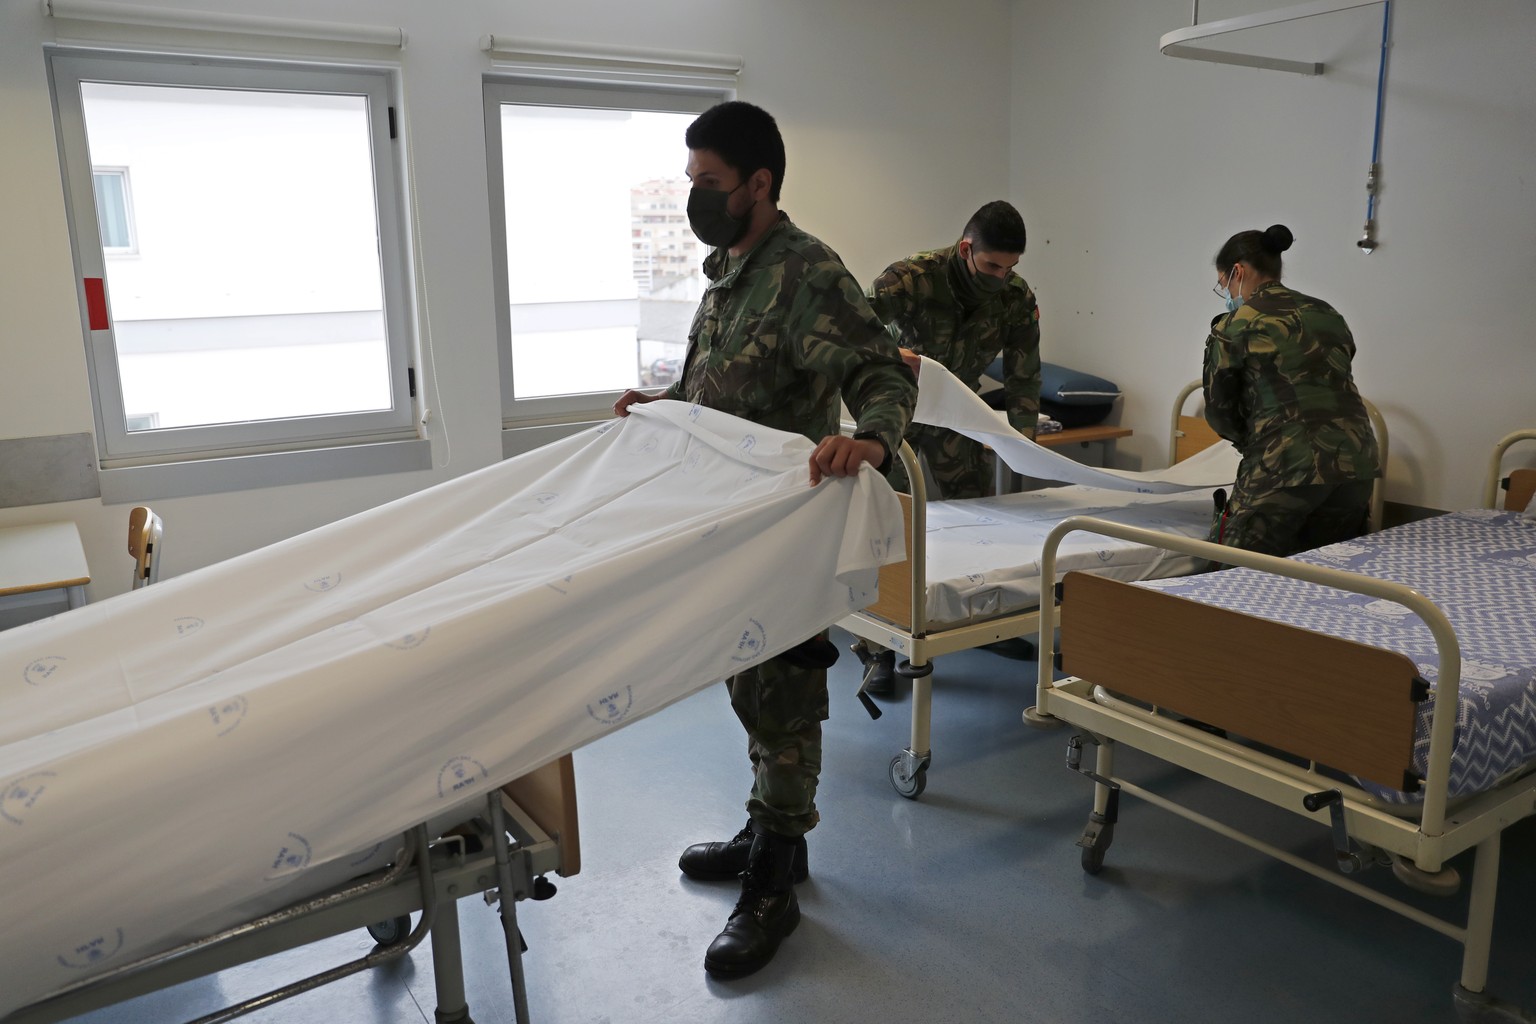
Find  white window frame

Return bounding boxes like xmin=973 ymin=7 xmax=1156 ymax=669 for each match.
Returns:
xmin=483 ymin=76 xmax=733 ymax=429
xmin=48 ymin=49 xmax=426 ymax=498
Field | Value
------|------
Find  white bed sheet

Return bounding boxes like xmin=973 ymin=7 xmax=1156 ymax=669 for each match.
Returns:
xmin=913 ymin=356 xmax=1241 ymax=492
xmin=921 ymin=485 xmax=1219 ymax=629
xmin=0 ymin=401 xmax=903 ymax=1016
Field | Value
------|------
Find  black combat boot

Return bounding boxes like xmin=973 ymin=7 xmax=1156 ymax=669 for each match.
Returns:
xmin=863 ymin=648 xmax=896 ymax=695
xmin=703 ymin=829 xmax=802 ymax=978
xmin=679 ymin=820 xmax=808 ymax=882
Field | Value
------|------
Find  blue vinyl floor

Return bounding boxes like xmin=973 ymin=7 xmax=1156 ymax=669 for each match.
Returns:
xmin=61 ymin=627 xmax=1536 ymax=1024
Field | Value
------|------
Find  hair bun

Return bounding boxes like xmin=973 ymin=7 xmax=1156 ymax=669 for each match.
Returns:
xmin=1262 ymin=224 xmax=1294 ymax=253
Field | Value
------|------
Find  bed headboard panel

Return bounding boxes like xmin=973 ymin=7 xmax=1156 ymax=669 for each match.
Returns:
xmin=1504 ymin=468 xmax=1536 ymax=513
xmin=1174 ymin=416 xmax=1223 ymax=464
xmin=1059 ymin=571 xmax=1424 ymax=793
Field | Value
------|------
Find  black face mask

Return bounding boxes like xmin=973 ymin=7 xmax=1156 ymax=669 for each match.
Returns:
xmin=687 ymin=182 xmax=753 ymax=248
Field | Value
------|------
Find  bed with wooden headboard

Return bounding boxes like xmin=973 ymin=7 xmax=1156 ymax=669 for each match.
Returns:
xmin=1027 ymin=427 xmax=1536 ymax=1021
xmin=838 ymin=381 xmax=1379 ymax=800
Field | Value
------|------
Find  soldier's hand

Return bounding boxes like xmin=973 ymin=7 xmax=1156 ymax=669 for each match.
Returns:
xmin=899 ymin=348 xmax=922 ymax=376
xmin=809 ymin=436 xmax=886 ymax=486
xmin=613 ymin=389 xmax=660 ymax=417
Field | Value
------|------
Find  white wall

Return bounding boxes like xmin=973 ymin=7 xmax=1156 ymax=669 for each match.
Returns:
xmin=0 ymin=0 xmax=1014 ymax=598
xmin=1010 ymin=0 xmax=1536 ymax=510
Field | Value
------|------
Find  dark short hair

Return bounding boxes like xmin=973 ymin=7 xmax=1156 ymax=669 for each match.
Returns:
xmin=685 ymin=101 xmax=786 ymax=202
xmin=1215 ymin=224 xmax=1294 ymax=277
xmin=962 ymin=201 xmax=1026 ymax=254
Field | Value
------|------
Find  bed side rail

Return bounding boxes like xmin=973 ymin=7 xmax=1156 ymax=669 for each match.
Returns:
xmin=1059 ymin=572 xmax=1424 ymax=793
xmin=1034 ymin=515 xmax=1462 ymax=836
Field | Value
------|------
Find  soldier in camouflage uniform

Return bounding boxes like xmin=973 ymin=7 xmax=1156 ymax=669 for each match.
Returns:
xmin=858 ymin=202 xmax=1041 ymax=692
xmin=1205 ymin=224 xmax=1380 ymax=558
xmin=614 ymin=101 xmax=916 ymax=981
xmin=868 ymin=200 xmax=1042 ymax=500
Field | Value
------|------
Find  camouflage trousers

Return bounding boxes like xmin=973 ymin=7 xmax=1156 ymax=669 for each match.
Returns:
xmin=1211 ymin=476 xmax=1375 ymax=558
xmin=886 ymin=423 xmax=994 ymax=500
xmin=727 ymin=641 xmax=830 ymax=840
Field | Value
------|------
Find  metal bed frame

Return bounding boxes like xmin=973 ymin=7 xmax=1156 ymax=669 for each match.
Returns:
xmin=3 ymin=779 xmax=572 ymax=1024
xmin=1025 ymin=429 xmax=1536 ymax=1023
xmin=838 ymin=384 xmax=1386 ymax=800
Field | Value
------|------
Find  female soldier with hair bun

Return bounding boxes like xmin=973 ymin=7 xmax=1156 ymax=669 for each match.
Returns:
xmin=1204 ymin=223 xmax=1381 ymax=557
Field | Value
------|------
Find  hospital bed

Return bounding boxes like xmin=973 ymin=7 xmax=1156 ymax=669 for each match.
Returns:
xmin=1026 ymin=428 xmax=1536 ymax=1022
xmin=0 ymin=401 xmax=903 ymax=1020
xmin=837 ymin=380 xmax=1386 ymax=799
xmin=3 ymin=755 xmax=579 ymax=1024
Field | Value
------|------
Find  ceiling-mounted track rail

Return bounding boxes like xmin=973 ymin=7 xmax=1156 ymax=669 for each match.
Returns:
xmin=1161 ymin=0 xmax=1383 ymax=76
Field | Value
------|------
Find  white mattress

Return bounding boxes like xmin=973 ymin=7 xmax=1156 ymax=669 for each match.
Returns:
xmin=920 ymin=485 xmax=1219 ymax=629
xmin=0 ymin=401 xmax=902 ymax=1016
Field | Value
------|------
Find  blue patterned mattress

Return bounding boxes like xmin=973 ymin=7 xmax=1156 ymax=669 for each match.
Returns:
xmin=1142 ymin=509 xmax=1536 ymax=803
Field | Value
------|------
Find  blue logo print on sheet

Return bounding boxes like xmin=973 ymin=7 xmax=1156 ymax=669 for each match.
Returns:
xmin=386 ymin=629 xmax=430 ymax=650
xmin=588 ymin=686 xmax=634 ymax=726
xmin=305 ymin=573 xmax=342 ymax=593
xmin=23 ymin=656 xmax=66 ymax=687
xmin=174 ymin=617 xmax=204 ymax=637
xmin=739 ymin=435 xmax=757 ymax=454
xmin=208 ymin=696 xmax=248 ymax=737
xmin=266 ymin=833 xmax=312 ymax=880
xmin=57 ymin=928 xmax=124 ymax=969
xmin=2 ymin=771 xmax=57 ymax=825
xmin=437 ymin=756 xmax=489 ymax=798
xmin=532 ymin=491 xmax=560 ymax=506
xmin=732 ymin=619 xmax=767 ymax=662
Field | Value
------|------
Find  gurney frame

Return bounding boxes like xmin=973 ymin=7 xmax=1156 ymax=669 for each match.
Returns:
xmin=4 ymin=769 xmax=575 ymax=1024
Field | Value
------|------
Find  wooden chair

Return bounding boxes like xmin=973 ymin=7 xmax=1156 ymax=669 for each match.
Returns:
xmin=128 ymin=506 xmax=163 ymax=589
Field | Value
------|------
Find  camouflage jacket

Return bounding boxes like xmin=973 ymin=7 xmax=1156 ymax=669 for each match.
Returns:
xmin=1204 ymin=281 xmax=1381 ymax=487
xmin=868 ymin=244 xmax=1041 ymax=435
xmin=665 ymin=213 xmax=916 ymax=463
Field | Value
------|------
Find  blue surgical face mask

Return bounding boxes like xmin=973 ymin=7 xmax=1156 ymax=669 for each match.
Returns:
xmin=1214 ymin=269 xmax=1241 ymax=312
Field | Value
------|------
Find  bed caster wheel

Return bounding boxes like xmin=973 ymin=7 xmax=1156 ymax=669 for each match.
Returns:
xmin=1392 ymin=854 xmax=1461 ymax=897
xmin=889 ymin=754 xmax=928 ymax=799
xmin=366 ymin=915 xmax=412 ymax=945
xmin=532 ymin=875 xmax=558 ymax=900
xmin=1077 ymin=814 xmax=1114 ymax=875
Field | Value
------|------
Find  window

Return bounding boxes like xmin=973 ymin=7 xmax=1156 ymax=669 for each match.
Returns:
xmin=91 ymin=168 xmax=136 ymax=253
xmin=49 ymin=50 xmax=425 ymax=495
xmin=484 ymin=79 xmax=731 ymax=425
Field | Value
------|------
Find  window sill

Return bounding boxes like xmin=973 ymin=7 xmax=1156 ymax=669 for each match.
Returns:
xmin=98 ymin=438 xmax=433 ymax=502
xmin=501 ymin=419 xmax=605 ymax=460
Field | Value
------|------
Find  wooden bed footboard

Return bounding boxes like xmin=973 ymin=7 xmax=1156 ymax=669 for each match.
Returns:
xmin=1058 ymin=571 xmax=1427 ymax=793
xmin=501 ymin=753 xmax=580 ymax=876
xmin=866 ymin=491 xmax=916 ymax=631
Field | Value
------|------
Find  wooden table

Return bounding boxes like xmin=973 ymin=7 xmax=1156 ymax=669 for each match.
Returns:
xmin=0 ymin=521 xmax=90 ymax=611
xmin=1035 ymin=424 xmax=1134 ymax=449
